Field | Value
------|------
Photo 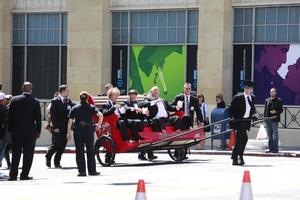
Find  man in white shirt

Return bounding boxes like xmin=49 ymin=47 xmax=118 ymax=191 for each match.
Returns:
xmin=229 ymin=80 xmax=256 ymax=166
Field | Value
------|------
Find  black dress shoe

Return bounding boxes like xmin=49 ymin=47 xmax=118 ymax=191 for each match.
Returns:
xmin=7 ymin=177 xmax=17 ymax=181
xmin=20 ymin=176 xmax=33 ymax=180
xmin=239 ymin=156 xmax=245 ymax=166
xmin=265 ymin=150 xmax=273 ymax=153
xmin=232 ymin=160 xmax=239 ymax=166
xmin=89 ymin=172 xmax=100 ymax=176
xmin=77 ymin=173 xmax=87 ymax=177
xmin=138 ymin=154 xmax=148 ymax=161
xmin=54 ymin=165 xmax=62 ymax=168
xmin=46 ymin=159 xmax=51 ymax=168
xmin=148 ymin=155 xmax=158 ymax=161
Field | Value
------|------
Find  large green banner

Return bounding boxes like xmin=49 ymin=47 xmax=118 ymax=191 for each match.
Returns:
xmin=129 ymin=45 xmax=186 ymax=100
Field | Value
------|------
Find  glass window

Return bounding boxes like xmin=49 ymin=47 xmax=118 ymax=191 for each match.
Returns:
xmin=158 ymin=28 xmax=167 ymax=43
xmin=158 ymin=12 xmax=167 ymax=27
xmin=27 ymin=15 xmax=35 ymax=29
xmin=168 ymin=28 xmax=176 ymax=43
xmin=234 ymin=9 xmax=243 ymax=26
xmin=266 ymin=8 xmax=276 ymax=24
xmin=130 ymin=28 xmax=139 ymax=43
xmin=13 ymin=15 xmax=20 ymax=29
xmin=289 ymin=7 xmax=300 ymax=24
xmin=255 ymin=26 xmax=265 ymax=42
xmin=177 ymin=27 xmax=185 ymax=43
xmin=149 ymin=28 xmax=158 ymax=43
xmin=244 ymin=8 xmax=253 ymax=25
xmin=121 ymin=12 xmax=128 ymax=28
xmin=188 ymin=27 xmax=197 ymax=43
xmin=112 ymin=13 xmax=121 ymax=28
xmin=244 ymin=26 xmax=252 ymax=42
xmin=188 ymin=10 xmax=198 ymax=27
xmin=178 ymin=11 xmax=186 ymax=27
xmin=139 ymin=12 xmax=149 ymax=28
xmin=277 ymin=7 xmax=288 ymax=24
xmin=255 ymin=8 xmax=265 ymax=25
xmin=139 ymin=28 xmax=148 ymax=43
xmin=266 ymin=26 xmax=276 ymax=42
xmin=168 ymin=11 xmax=177 ymax=27
xmin=112 ymin=29 xmax=121 ymax=44
xmin=121 ymin=29 xmax=128 ymax=44
xmin=149 ymin=12 xmax=158 ymax=27
xmin=234 ymin=26 xmax=243 ymax=43
xmin=131 ymin=12 xmax=139 ymax=28
xmin=288 ymin=25 xmax=299 ymax=42
xmin=277 ymin=25 xmax=288 ymax=42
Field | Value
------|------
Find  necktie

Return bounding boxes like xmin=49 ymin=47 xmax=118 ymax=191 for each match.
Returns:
xmin=185 ymin=96 xmax=190 ymax=116
xmin=247 ymin=96 xmax=254 ymax=111
xmin=63 ymin=98 xmax=67 ymax=105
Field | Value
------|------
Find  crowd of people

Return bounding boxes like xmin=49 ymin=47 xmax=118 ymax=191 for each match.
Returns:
xmin=0 ymin=80 xmax=284 ymax=180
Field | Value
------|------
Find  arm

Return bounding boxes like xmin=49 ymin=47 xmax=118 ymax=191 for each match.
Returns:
xmin=8 ymin=100 xmax=15 ymax=133
xmin=96 ymin=112 xmax=103 ymax=130
xmin=194 ymin=99 xmax=203 ymax=123
xmin=277 ymin=99 xmax=283 ymax=114
xmin=67 ymin=118 xmax=73 ymax=141
xmin=164 ymin=100 xmax=177 ymax=112
xmin=102 ymin=103 xmax=116 ymax=117
xmin=35 ymin=100 xmax=42 ymax=137
xmin=50 ymin=99 xmax=59 ymax=131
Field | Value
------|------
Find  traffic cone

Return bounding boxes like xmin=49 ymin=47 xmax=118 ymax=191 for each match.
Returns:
xmin=227 ymin=130 xmax=236 ymax=150
xmin=239 ymin=170 xmax=253 ymax=200
xmin=135 ymin=179 xmax=147 ymax=200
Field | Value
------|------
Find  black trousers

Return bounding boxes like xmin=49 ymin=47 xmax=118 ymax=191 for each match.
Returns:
xmin=151 ymin=116 xmax=182 ymax=132
xmin=46 ymin=132 xmax=67 ymax=166
xmin=74 ymin=127 xmax=96 ymax=174
xmin=231 ymin=122 xmax=249 ymax=161
xmin=126 ymin=119 xmax=143 ymax=141
xmin=10 ymin=135 xmax=36 ymax=178
xmin=181 ymin=116 xmax=192 ymax=130
xmin=117 ymin=120 xmax=131 ymax=141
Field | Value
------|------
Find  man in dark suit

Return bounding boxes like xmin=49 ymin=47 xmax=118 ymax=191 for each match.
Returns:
xmin=144 ymin=86 xmax=182 ymax=132
xmin=45 ymin=85 xmax=75 ymax=168
xmin=229 ymin=80 xmax=256 ymax=166
xmin=172 ymin=83 xmax=203 ymax=130
xmin=8 ymin=82 xmax=41 ymax=180
xmin=102 ymin=87 xmax=132 ymax=142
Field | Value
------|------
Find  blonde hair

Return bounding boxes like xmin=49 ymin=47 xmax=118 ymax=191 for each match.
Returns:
xmin=149 ymin=86 xmax=159 ymax=93
xmin=107 ymin=87 xmax=120 ymax=98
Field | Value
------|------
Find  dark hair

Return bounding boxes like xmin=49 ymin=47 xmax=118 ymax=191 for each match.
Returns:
xmin=197 ymin=94 xmax=205 ymax=103
xmin=0 ymin=82 xmax=2 ymax=90
xmin=53 ymin=92 xmax=59 ymax=98
xmin=80 ymin=94 xmax=88 ymax=103
xmin=59 ymin=85 xmax=68 ymax=93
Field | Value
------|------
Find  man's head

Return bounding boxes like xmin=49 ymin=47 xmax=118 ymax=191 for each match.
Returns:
xmin=150 ymin=86 xmax=160 ymax=98
xmin=59 ymin=85 xmax=69 ymax=97
xmin=270 ymin=88 xmax=277 ymax=98
xmin=108 ymin=87 xmax=120 ymax=102
xmin=79 ymin=91 xmax=89 ymax=103
xmin=183 ymin=83 xmax=192 ymax=95
xmin=105 ymin=83 xmax=113 ymax=92
xmin=244 ymin=80 xmax=254 ymax=95
xmin=129 ymin=89 xmax=138 ymax=101
xmin=215 ymin=93 xmax=224 ymax=103
xmin=22 ymin=82 xmax=33 ymax=93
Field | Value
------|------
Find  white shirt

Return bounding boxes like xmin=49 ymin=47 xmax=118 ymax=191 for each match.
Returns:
xmin=59 ymin=95 xmax=65 ymax=103
xmin=155 ymin=100 xmax=168 ymax=118
xmin=200 ymin=103 xmax=209 ymax=119
xmin=243 ymin=93 xmax=251 ymax=118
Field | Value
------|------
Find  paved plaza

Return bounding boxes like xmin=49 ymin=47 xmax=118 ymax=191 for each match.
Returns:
xmin=0 ymin=152 xmax=300 ymax=200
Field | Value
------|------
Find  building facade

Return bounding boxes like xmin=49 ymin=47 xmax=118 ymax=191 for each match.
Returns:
xmin=0 ymin=0 xmax=300 ymax=105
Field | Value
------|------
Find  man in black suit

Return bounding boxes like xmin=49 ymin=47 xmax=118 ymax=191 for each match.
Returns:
xmin=123 ymin=89 xmax=145 ymax=141
xmin=229 ymin=80 xmax=256 ymax=166
xmin=8 ymin=82 xmax=41 ymax=180
xmin=172 ymin=83 xmax=203 ymax=130
xmin=102 ymin=87 xmax=133 ymax=142
xmin=144 ymin=86 xmax=182 ymax=132
xmin=45 ymin=85 xmax=75 ymax=168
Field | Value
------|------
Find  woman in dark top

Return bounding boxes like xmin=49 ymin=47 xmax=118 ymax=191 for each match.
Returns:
xmin=216 ymin=93 xmax=226 ymax=108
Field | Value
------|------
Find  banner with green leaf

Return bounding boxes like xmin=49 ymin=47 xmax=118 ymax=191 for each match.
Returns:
xmin=129 ymin=45 xmax=186 ymax=100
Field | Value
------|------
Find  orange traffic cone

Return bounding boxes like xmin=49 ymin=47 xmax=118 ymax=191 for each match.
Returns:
xmin=135 ymin=179 xmax=147 ymax=200
xmin=228 ymin=130 xmax=236 ymax=150
xmin=240 ymin=170 xmax=253 ymax=200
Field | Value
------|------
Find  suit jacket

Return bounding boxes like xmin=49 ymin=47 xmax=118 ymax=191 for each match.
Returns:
xmin=123 ymin=100 xmax=144 ymax=120
xmin=144 ymin=96 xmax=177 ymax=119
xmin=264 ymin=97 xmax=283 ymax=122
xmin=172 ymin=94 xmax=203 ymax=125
xmin=50 ymin=96 xmax=74 ymax=134
xmin=8 ymin=93 xmax=41 ymax=137
xmin=102 ymin=100 xmax=117 ymax=117
xmin=229 ymin=93 xmax=256 ymax=130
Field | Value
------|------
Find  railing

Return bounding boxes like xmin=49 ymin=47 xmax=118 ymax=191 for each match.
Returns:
xmin=39 ymin=100 xmax=300 ymax=129
xmin=255 ymin=105 xmax=300 ymax=129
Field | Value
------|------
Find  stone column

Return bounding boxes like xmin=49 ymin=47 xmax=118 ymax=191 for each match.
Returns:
xmin=67 ymin=0 xmax=110 ymax=99
xmin=0 ymin=0 xmax=12 ymax=94
xmin=197 ymin=0 xmax=233 ymax=104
